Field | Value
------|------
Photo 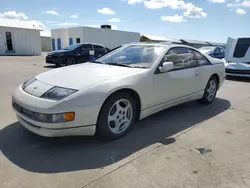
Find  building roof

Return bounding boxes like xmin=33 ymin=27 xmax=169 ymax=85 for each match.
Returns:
xmin=0 ymin=18 xmax=43 ymax=30
xmin=206 ymin=41 xmax=226 ymax=46
xmin=180 ymin=39 xmax=208 ymax=45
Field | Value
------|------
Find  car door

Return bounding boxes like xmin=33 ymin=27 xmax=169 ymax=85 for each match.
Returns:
xmin=193 ymin=50 xmax=213 ymax=92
xmin=78 ymin=44 xmax=93 ymax=63
xmin=153 ymin=47 xmax=200 ymax=106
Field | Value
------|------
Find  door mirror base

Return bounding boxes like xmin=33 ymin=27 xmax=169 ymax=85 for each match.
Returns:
xmin=159 ymin=62 xmax=174 ymax=73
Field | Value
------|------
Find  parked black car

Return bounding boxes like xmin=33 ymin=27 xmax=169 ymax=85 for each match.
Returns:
xmin=46 ymin=43 xmax=109 ymax=66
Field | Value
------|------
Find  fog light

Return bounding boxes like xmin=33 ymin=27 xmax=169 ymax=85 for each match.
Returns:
xmin=64 ymin=112 xmax=75 ymax=121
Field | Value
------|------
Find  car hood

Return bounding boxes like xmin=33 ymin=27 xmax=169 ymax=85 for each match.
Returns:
xmin=36 ymin=63 xmax=145 ymax=90
xmin=225 ymin=62 xmax=250 ymax=70
xmin=48 ymin=49 xmax=71 ymax=55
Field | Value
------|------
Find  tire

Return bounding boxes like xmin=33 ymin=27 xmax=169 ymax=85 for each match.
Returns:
xmin=199 ymin=76 xmax=218 ymax=105
xmin=97 ymin=92 xmax=137 ymax=140
xmin=65 ymin=57 xmax=76 ymax=66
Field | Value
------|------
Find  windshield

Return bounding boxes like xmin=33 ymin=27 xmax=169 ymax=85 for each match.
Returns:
xmin=95 ymin=45 xmax=165 ymax=68
xmin=199 ymin=46 xmax=216 ymax=51
xmin=62 ymin=44 xmax=81 ymax=50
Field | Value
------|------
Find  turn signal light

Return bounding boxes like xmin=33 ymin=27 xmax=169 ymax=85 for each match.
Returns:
xmin=64 ymin=112 xmax=75 ymax=121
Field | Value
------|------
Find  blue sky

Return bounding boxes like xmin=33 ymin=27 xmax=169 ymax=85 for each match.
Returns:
xmin=0 ymin=0 xmax=249 ymax=42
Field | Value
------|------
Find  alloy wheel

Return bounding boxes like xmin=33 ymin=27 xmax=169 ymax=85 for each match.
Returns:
xmin=206 ymin=79 xmax=217 ymax=102
xmin=107 ymin=99 xmax=133 ymax=134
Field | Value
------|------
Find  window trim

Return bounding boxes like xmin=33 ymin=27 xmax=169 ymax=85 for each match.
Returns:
xmin=154 ymin=47 xmax=199 ymax=74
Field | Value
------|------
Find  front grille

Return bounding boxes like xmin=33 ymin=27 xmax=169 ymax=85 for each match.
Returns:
xmin=226 ymin=69 xmax=250 ymax=74
xmin=12 ymin=102 xmax=35 ymax=119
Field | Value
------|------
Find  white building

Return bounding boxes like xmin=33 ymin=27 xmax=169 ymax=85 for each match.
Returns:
xmin=0 ymin=18 xmax=42 ymax=55
xmin=51 ymin=25 xmax=140 ymax=50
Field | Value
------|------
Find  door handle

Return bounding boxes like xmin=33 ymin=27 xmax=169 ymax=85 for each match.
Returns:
xmin=195 ymin=72 xmax=200 ymax=76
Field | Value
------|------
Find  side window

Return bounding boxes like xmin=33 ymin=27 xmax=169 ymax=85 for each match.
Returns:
xmin=81 ymin=44 xmax=93 ymax=51
xmin=214 ymin=47 xmax=220 ymax=54
xmin=195 ymin=51 xmax=211 ymax=66
xmin=94 ymin=45 xmax=106 ymax=54
xmin=163 ymin=47 xmax=198 ymax=71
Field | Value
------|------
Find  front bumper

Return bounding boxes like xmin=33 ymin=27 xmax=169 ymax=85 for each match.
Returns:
xmin=46 ymin=55 xmax=65 ymax=65
xmin=12 ymin=86 xmax=100 ymax=137
xmin=226 ymin=69 xmax=250 ymax=78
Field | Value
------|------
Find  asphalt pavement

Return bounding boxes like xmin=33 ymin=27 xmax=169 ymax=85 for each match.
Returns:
xmin=0 ymin=56 xmax=250 ymax=188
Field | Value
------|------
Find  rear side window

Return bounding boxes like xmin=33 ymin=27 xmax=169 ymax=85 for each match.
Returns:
xmin=81 ymin=44 xmax=93 ymax=50
xmin=163 ymin=47 xmax=198 ymax=70
xmin=233 ymin=38 xmax=250 ymax=58
xmin=194 ymin=51 xmax=211 ymax=66
xmin=93 ymin=45 xmax=106 ymax=53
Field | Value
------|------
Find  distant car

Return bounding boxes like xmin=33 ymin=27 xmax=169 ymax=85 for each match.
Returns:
xmin=199 ymin=46 xmax=225 ymax=59
xmin=224 ymin=61 xmax=250 ymax=78
xmin=13 ymin=43 xmax=225 ymax=140
xmin=46 ymin=43 xmax=108 ymax=66
xmin=223 ymin=37 xmax=250 ymax=78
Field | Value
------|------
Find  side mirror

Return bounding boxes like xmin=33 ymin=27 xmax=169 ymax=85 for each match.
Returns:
xmin=159 ymin=62 xmax=174 ymax=73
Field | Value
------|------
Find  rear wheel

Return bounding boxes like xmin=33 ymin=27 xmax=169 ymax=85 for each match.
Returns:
xmin=97 ymin=92 xmax=137 ymax=140
xmin=65 ymin=57 xmax=76 ymax=66
xmin=199 ymin=76 xmax=218 ymax=105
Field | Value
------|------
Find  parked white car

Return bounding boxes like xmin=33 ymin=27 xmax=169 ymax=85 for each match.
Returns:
xmin=12 ymin=43 xmax=225 ymax=140
xmin=224 ymin=37 xmax=250 ymax=78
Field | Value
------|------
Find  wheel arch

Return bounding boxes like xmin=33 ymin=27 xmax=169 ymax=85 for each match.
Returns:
xmin=98 ymin=88 xmax=142 ymax=122
xmin=211 ymin=73 xmax=220 ymax=90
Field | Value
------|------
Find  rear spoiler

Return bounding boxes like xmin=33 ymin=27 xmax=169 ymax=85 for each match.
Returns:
xmin=225 ymin=37 xmax=250 ymax=63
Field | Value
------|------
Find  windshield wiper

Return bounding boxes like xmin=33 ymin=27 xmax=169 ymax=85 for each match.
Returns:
xmin=106 ymin=62 xmax=133 ymax=68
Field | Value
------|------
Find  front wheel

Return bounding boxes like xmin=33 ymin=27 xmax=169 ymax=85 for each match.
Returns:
xmin=97 ymin=92 xmax=137 ymax=140
xmin=65 ymin=57 xmax=76 ymax=66
xmin=199 ymin=76 xmax=218 ymax=105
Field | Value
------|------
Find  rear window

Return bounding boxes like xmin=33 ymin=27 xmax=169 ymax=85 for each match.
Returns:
xmin=233 ymin=38 xmax=250 ymax=58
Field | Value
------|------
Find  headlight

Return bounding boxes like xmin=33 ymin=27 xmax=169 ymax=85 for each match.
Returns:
xmin=34 ymin=112 xmax=75 ymax=123
xmin=41 ymin=87 xmax=77 ymax=101
xmin=22 ymin=77 xmax=36 ymax=90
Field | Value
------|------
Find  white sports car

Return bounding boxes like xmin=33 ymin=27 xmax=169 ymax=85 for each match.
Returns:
xmin=12 ymin=43 xmax=225 ymax=140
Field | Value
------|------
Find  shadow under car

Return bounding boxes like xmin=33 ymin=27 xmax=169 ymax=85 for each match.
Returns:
xmin=0 ymin=98 xmax=230 ymax=173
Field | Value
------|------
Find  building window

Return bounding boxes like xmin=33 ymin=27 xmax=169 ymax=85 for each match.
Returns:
xmin=76 ymin=38 xmax=80 ymax=43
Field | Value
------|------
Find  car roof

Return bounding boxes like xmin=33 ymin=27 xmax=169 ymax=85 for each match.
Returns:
xmin=78 ymin=43 xmax=105 ymax=47
xmin=124 ymin=42 xmax=198 ymax=50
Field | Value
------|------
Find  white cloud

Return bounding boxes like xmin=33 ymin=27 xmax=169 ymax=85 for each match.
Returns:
xmin=161 ymin=14 xmax=186 ymax=22
xmin=127 ymin=0 xmax=207 ymax=19
xmin=0 ymin=11 xmax=28 ymax=20
xmin=108 ymin=18 xmax=121 ymax=22
xmin=44 ymin=10 xmax=59 ymax=16
xmin=56 ymin=22 xmax=78 ymax=26
xmin=242 ymin=0 xmax=250 ymax=7
xmin=227 ymin=0 xmax=250 ymax=8
xmin=128 ymin=0 xmax=144 ymax=4
xmin=207 ymin=0 xmax=226 ymax=3
xmin=97 ymin=8 xmax=116 ymax=15
xmin=46 ymin=20 xmax=57 ymax=23
xmin=183 ymin=6 xmax=207 ymax=18
xmin=236 ymin=8 xmax=246 ymax=14
xmin=70 ymin=14 xmax=79 ymax=18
